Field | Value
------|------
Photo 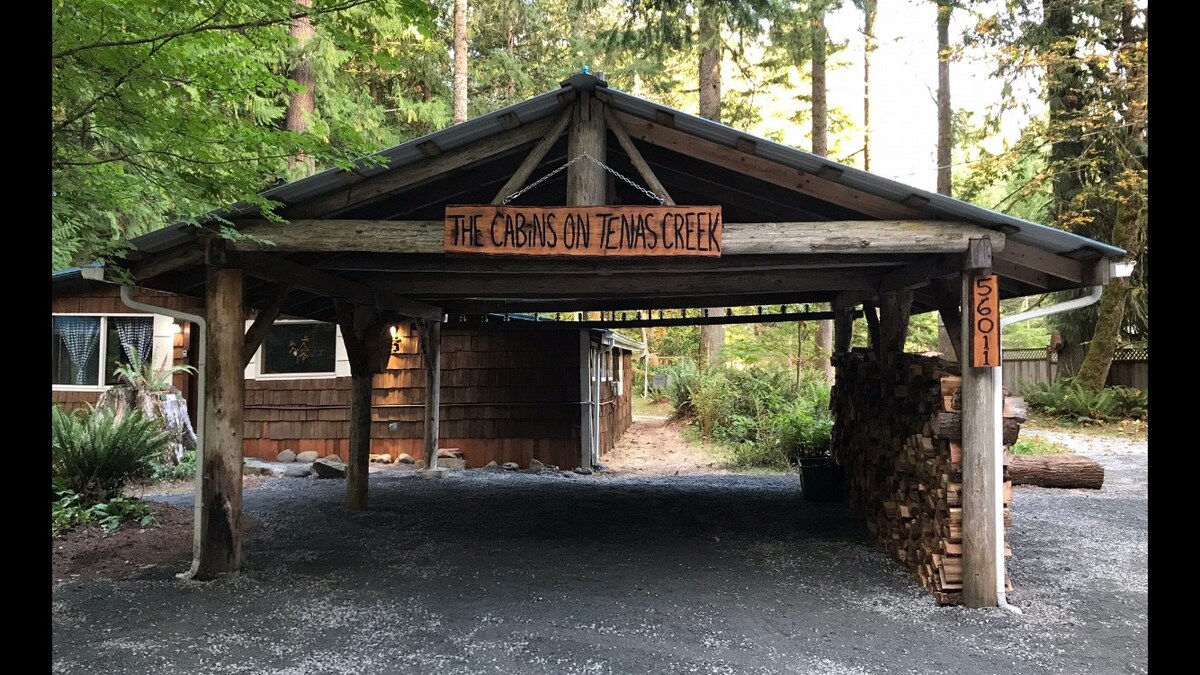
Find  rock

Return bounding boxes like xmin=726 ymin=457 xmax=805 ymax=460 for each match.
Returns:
xmin=573 ymin=467 xmax=593 ymax=475
xmin=483 ymin=461 xmax=501 ymax=470
xmin=437 ymin=448 xmax=464 ymax=459
xmin=296 ymin=451 xmax=319 ymax=463
xmin=369 ymin=453 xmax=392 ymax=464
xmin=243 ymin=465 xmax=272 ymax=476
xmin=502 ymin=462 xmax=520 ymax=471
xmin=276 ymin=449 xmax=297 ymax=463
xmin=283 ymin=465 xmax=311 ymax=478
xmin=312 ymin=456 xmax=346 ymax=479
xmin=438 ymin=458 xmax=467 ymax=471
xmin=395 ymin=453 xmax=416 ymax=465
xmin=529 ymin=459 xmax=546 ymax=472
xmin=561 ymin=470 xmax=576 ymax=478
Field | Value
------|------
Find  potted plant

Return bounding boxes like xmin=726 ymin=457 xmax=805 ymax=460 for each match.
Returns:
xmin=777 ymin=402 xmax=842 ymax=503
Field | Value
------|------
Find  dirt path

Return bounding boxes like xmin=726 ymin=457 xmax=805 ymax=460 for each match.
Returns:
xmin=602 ymin=416 xmax=730 ymax=476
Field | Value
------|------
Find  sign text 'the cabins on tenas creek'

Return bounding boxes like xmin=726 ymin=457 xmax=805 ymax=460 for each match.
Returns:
xmin=444 ymin=205 xmax=723 ymax=257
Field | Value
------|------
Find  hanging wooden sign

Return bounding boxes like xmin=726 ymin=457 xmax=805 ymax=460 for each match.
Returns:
xmin=969 ymin=274 xmax=1001 ymax=368
xmin=444 ymin=205 xmax=722 ymax=257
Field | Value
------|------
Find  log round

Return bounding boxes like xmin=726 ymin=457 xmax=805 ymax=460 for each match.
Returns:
xmin=1009 ymin=453 xmax=1104 ymax=490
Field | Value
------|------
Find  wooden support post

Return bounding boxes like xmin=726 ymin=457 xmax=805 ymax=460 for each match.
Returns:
xmin=960 ymin=237 xmax=1000 ymax=608
xmin=578 ymin=332 xmax=594 ymax=470
xmin=421 ymin=318 xmax=442 ymax=470
xmin=567 ymin=91 xmax=606 ymax=206
xmin=878 ymin=289 xmax=915 ymax=356
xmin=336 ymin=301 xmax=374 ymax=510
xmin=832 ymin=303 xmax=855 ymax=353
xmin=187 ymin=260 xmax=244 ymax=580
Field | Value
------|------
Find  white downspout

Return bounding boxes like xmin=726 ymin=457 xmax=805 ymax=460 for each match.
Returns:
xmin=991 ymin=277 xmax=1116 ymax=614
xmin=593 ymin=348 xmax=601 ymax=466
xmin=119 ymin=284 xmax=207 ymax=579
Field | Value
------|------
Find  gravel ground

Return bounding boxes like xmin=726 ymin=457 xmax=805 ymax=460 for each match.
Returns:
xmin=51 ymin=430 xmax=1146 ymax=674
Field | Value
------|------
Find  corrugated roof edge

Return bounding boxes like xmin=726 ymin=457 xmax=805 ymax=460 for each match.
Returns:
xmin=128 ymin=74 xmax=1124 ymax=261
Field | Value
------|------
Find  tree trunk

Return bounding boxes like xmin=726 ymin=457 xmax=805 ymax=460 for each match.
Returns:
xmin=286 ymin=0 xmax=315 ymax=171
xmin=1044 ymin=0 xmax=1084 ymax=226
xmin=452 ymin=0 xmax=469 ymax=124
xmin=810 ymin=11 xmax=835 ymax=384
xmin=698 ymin=5 xmax=724 ymax=365
xmin=862 ymin=0 xmax=877 ymax=172
xmin=1009 ymin=454 xmax=1104 ymax=490
xmin=936 ymin=0 xmax=952 ymax=196
xmin=97 ymin=385 xmax=197 ymax=465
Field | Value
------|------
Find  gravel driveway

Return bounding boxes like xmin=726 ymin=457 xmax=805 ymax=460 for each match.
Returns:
xmin=52 ymin=430 xmax=1147 ymax=674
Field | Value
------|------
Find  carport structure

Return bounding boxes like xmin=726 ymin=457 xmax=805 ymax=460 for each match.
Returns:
xmin=109 ymin=73 xmax=1124 ymax=607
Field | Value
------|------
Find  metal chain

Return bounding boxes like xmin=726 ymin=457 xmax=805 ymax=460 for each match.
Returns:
xmin=502 ymin=152 xmax=665 ymax=205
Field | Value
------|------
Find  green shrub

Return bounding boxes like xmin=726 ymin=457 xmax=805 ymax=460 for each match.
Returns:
xmin=1023 ymin=379 xmax=1148 ymax=423
xmin=665 ymin=362 xmax=832 ymax=470
xmin=661 ymin=359 xmax=700 ymax=412
xmin=52 ymin=480 xmax=157 ymax=534
xmin=150 ymin=449 xmax=197 ymax=481
xmin=52 ymin=405 xmax=168 ymax=504
xmin=1011 ymin=436 xmax=1070 ymax=456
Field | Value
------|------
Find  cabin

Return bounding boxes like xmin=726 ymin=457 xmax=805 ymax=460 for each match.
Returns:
xmin=52 ymin=272 xmax=641 ymax=469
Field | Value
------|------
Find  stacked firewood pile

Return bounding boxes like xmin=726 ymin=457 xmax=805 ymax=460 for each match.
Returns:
xmin=831 ymin=348 xmax=1022 ymax=605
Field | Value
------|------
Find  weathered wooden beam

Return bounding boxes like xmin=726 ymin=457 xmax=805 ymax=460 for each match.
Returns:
xmin=878 ymin=255 xmax=959 ymax=293
xmin=421 ymin=318 xmax=442 ymax=470
xmin=604 ymin=107 xmax=675 ymax=205
xmin=236 ymin=252 xmax=441 ymax=321
xmin=491 ymin=108 xmax=572 ymax=204
xmin=996 ymin=239 xmax=1084 ymax=284
xmin=444 ymin=309 xmax=849 ymax=330
xmin=230 ymin=219 xmax=443 ymax=254
xmin=367 ymin=269 xmax=880 ymax=297
xmin=315 ymin=252 xmax=921 ymax=274
xmin=610 ymin=110 xmax=925 ymax=219
xmin=229 ymin=219 xmax=1003 ymax=256
xmin=567 ymin=91 xmax=606 ymax=206
xmin=961 ymin=238 xmax=999 ymax=608
xmin=336 ymin=300 xmax=374 ymax=511
xmin=186 ymin=264 xmax=244 ymax=580
xmin=444 ymin=291 xmax=836 ymax=314
xmin=242 ymin=284 xmax=291 ymax=367
xmin=282 ymin=116 xmax=560 ymax=219
xmin=130 ymin=243 xmax=205 ymax=281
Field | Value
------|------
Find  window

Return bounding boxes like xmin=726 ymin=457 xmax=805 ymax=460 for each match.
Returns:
xmin=259 ymin=321 xmax=337 ymax=376
xmin=52 ymin=315 xmax=154 ymax=388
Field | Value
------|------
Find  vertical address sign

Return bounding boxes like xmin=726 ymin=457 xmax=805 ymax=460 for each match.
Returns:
xmin=969 ymin=274 xmax=1000 ymax=368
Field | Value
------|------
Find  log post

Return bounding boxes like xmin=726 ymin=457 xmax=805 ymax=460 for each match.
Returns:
xmin=186 ymin=253 xmax=244 ymax=580
xmin=960 ymin=237 xmax=1000 ymax=608
xmin=336 ymin=301 xmax=374 ymax=510
xmin=879 ymin=290 xmax=915 ymax=357
xmin=566 ymin=89 xmax=607 ymax=206
xmin=422 ymin=318 xmax=442 ymax=470
xmin=832 ymin=303 xmax=855 ymax=354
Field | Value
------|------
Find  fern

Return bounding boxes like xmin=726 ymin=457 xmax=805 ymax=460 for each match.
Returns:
xmin=51 ymin=406 xmax=168 ymax=504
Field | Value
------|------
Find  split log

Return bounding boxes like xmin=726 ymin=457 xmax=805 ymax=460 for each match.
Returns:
xmin=1009 ymin=454 xmax=1104 ymax=490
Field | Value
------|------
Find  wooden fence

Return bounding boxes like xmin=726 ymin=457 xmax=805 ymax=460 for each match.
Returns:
xmin=1002 ymin=347 xmax=1148 ymax=393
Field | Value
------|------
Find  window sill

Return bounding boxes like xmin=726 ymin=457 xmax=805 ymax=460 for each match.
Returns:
xmin=254 ymin=372 xmax=337 ymax=381
xmin=53 ymin=385 xmax=110 ymax=393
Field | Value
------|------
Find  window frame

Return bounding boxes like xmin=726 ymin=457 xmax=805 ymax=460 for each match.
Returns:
xmin=51 ymin=312 xmax=153 ymax=392
xmin=254 ymin=319 xmax=339 ymax=381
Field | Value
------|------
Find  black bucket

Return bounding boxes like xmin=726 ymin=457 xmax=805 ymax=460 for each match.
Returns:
xmin=798 ymin=458 xmax=844 ymax=503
